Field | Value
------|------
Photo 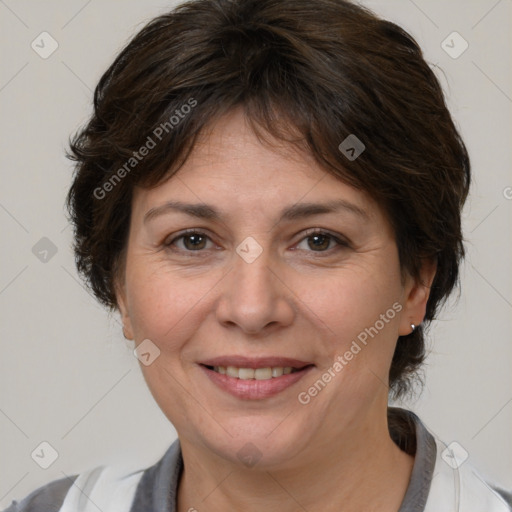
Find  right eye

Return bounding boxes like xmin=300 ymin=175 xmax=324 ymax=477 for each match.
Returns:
xmin=164 ymin=230 xmax=215 ymax=253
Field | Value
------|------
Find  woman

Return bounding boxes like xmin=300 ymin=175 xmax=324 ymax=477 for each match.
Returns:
xmin=4 ymin=0 xmax=510 ymax=510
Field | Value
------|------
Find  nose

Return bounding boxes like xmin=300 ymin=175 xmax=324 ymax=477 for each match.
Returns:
xmin=215 ymin=244 xmax=295 ymax=336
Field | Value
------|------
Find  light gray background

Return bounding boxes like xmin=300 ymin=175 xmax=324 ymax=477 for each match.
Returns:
xmin=1 ymin=0 xmax=511 ymax=507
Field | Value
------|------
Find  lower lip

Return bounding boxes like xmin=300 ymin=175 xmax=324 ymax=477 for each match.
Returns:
xmin=199 ymin=365 xmax=314 ymax=400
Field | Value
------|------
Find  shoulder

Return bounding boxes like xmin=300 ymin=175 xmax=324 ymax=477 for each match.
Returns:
xmin=389 ymin=407 xmax=511 ymax=512
xmin=454 ymin=461 xmax=511 ymax=511
xmin=2 ymin=440 xmax=183 ymax=512
xmin=2 ymin=465 xmax=144 ymax=512
xmin=426 ymin=430 xmax=512 ymax=511
xmin=2 ymin=475 xmax=78 ymax=512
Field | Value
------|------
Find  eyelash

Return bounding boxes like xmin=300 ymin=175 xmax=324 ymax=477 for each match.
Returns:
xmin=163 ymin=228 xmax=350 ymax=256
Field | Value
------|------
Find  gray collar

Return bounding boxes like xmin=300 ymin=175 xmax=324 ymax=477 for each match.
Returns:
xmin=129 ymin=407 xmax=437 ymax=512
xmin=391 ymin=407 xmax=437 ymax=511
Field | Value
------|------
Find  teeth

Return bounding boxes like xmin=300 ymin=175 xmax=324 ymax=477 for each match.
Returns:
xmin=271 ymin=367 xmax=284 ymax=377
xmin=226 ymin=366 xmax=239 ymax=378
xmin=254 ymin=368 xmax=272 ymax=380
xmin=212 ymin=365 xmax=298 ymax=380
xmin=239 ymin=368 xmax=255 ymax=379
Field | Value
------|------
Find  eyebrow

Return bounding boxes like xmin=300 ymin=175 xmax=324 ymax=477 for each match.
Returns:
xmin=143 ymin=198 xmax=369 ymax=225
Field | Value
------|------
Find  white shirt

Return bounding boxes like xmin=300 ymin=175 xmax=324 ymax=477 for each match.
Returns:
xmin=5 ymin=408 xmax=511 ymax=511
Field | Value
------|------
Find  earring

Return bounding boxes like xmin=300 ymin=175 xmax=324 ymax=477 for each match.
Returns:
xmin=410 ymin=324 xmax=416 ymax=333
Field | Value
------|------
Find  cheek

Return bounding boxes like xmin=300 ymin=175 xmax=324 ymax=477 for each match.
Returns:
xmin=296 ymin=274 xmax=403 ymax=414
xmin=299 ymin=261 xmax=403 ymax=364
xmin=125 ymin=260 xmax=219 ymax=347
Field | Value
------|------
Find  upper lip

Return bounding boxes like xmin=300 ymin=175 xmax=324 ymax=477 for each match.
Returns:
xmin=200 ymin=356 xmax=314 ymax=369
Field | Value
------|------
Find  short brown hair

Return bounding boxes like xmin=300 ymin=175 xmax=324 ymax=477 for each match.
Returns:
xmin=66 ymin=0 xmax=471 ymax=399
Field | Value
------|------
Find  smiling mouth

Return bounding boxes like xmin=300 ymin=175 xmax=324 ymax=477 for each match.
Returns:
xmin=201 ymin=364 xmax=313 ymax=380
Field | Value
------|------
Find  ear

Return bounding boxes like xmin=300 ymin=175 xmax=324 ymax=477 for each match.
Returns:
xmin=398 ymin=257 xmax=437 ymax=336
xmin=114 ymin=277 xmax=134 ymax=341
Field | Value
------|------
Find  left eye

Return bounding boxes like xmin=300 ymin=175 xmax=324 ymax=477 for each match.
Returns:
xmin=165 ymin=229 xmax=348 ymax=254
xmin=296 ymin=230 xmax=348 ymax=253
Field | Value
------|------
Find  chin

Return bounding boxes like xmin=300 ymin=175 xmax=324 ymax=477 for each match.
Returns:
xmin=198 ymin=419 xmax=310 ymax=470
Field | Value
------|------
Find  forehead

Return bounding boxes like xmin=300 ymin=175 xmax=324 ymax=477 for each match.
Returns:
xmin=132 ymin=108 xmax=379 ymax=222
xmin=173 ymin=107 xmax=326 ymax=185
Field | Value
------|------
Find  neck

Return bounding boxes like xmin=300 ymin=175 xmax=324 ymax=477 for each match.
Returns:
xmin=176 ymin=407 xmax=415 ymax=512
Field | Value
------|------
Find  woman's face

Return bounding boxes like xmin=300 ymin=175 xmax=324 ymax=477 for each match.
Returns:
xmin=117 ymin=108 xmax=431 ymax=468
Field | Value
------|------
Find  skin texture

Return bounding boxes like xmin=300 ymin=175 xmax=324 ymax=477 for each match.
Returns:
xmin=117 ymin=107 xmax=436 ymax=512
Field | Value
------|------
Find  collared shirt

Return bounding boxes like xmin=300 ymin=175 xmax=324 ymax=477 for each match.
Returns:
xmin=4 ymin=408 xmax=511 ymax=511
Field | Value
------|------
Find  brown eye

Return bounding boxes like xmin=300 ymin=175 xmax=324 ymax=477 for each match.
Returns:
xmin=165 ymin=230 xmax=213 ymax=252
xmin=181 ymin=233 xmax=208 ymax=250
xmin=307 ymin=233 xmax=331 ymax=251
xmin=297 ymin=229 xmax=349 ymax=254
